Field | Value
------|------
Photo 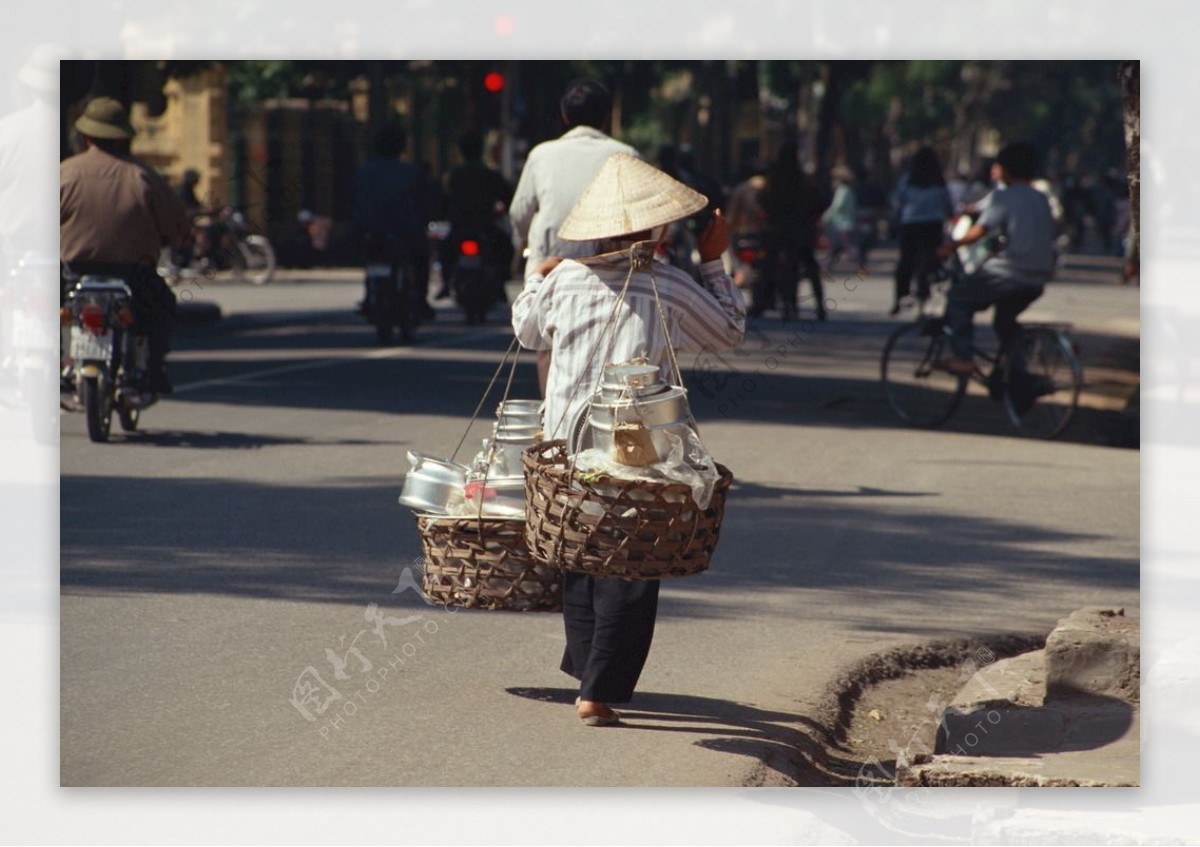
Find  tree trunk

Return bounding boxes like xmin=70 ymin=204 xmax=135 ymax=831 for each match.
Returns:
xmin=1118 ymin=60 xmax=1140 ymax=268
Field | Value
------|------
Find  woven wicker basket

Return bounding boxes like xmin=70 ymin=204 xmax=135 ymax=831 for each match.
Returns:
xmin=416 ymin=515 xmax=562 ymax=611
xmin=522 ymin=440 xmax=733 ymax=580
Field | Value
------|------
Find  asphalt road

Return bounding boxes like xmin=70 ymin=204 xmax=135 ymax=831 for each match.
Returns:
xmin=58 ymin=260 xmax=1140 ymax=787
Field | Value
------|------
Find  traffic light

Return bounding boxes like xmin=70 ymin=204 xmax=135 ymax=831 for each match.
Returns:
xmin=478 ymin=69 xmax=505 ymax=127
xmin=483 ymin=71 xmax=505 ymax=93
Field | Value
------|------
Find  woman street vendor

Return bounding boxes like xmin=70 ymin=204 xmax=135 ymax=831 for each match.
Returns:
xmin=511 ymin=152 xmax=746 ymax=726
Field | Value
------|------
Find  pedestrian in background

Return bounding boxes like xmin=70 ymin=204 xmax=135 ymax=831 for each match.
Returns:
xmin=757 ymin=141 xmax=828 ymax=321
xmin=890 ymin=145 xmax=953 ymax=315
xmin=821 ymin=165 xmax=860 ymax=271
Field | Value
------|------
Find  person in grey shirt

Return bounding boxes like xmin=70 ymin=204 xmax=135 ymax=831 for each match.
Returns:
xmin=937 ymin=142 xmax=1056 ymax=372
xmin=509 ymin=79 xmax=637 ymax=281
xmin=509 ymin=78 xmax=637 ymax=392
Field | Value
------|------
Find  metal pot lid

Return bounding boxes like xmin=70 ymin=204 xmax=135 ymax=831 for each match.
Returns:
xmin=601 ymin=362 xmax=663 ymax=389
xmin=496 ymin=399 xmax=542 ymax=415
xmin=406 ymin=451 xmax=470 ymax=480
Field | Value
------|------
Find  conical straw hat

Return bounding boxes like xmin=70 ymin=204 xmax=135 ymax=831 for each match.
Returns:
xmin=558 ymin=152 xmax=707 ymax=242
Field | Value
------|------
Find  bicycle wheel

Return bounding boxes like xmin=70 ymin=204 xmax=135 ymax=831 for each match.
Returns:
xmin=235 ymin=237 xmax=276 ymax=285
xmin=1001 ymin=327 xmax=1082 ymax=439
xmin=881 ymin=319 xmax=968 ymax=428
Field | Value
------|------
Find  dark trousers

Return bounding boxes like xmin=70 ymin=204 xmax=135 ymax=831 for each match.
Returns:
xmin=895 ymin=221 xmax=944 ymax=303
xmin=945 ymin=271 xmax=1044 ymax=359
xmin=560 ymin=572 xmax=660 ymax=704
xmin=758 ymin=237 xmax=825 ymax=318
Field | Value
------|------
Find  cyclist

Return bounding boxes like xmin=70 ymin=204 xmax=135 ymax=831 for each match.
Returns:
xmin=935 ymin=141 xmax=1056 ymax=375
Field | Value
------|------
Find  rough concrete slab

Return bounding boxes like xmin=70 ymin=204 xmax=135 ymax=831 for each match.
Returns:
xmin=1045 ymin=606 xmax=1140 ymax=703
xmin=952 ymin=649 xmax=1046 ymax=709
xmin=917 ymin=609 xmax=1141 ymax=786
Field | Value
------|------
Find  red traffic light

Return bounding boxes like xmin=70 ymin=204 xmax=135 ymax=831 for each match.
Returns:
xmin=483 ymin=71 xmax=505 ymax=93
xmin=460 ymin=240 xmax=481 ymax=257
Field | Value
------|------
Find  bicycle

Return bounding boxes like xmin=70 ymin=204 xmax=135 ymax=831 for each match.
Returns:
xmin=880 ymin=261 xmax=1084 ymax=439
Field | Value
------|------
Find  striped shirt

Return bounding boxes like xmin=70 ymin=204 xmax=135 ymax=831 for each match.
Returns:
xmin=512 ymin=253 xmax=746 ymax=440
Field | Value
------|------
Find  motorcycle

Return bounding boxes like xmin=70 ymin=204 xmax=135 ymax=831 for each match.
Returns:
xmin=159 ymin=205 xmax=276 ymax=286
xmin=445 ymin=229 xmax=508 ymax=326
xmin=62 ymin=275 xmax=158 ymax=442
xmin=730 ymin=231 xmax=766 ymax=292
xmin=361 ymin=234 xmax=417 ymax=345
xmin=0 ymin=254 xmax=59 ymax=446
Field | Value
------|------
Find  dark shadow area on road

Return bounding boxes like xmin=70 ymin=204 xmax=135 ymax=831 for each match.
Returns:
xmin=164 ymin=351 xmax=542 ymax=423
xmin=175 ymin=306 xmax=515 ymax=355
xmin=159 ymin=349 xmax=1130 ymax=449
xmin=61 ymin=472 xmax=1138 ymax=631
xmin=504 ymin=685 xmax=840 ymax=786
xmin=88 ymin=430 xmax=385 ymax=450
xmin=731 ymin=480 xmax=936 ymax=500
xmin=165 ymin=301 xmax=1139 ymax=447
xmin=684 ymin=315 xmax=1137 ymax=447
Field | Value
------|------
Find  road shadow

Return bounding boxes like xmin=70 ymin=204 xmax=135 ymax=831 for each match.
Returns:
xmin=731 ymin=480 xmax=936 ymax=500
xmin=504 ymin=685 xmax=842 ymax=786
xmin=76 ymin=429 xmax=385 ymax=450
xmin=167 ymin=305 xmax=1139 ymax=447
xmin=61 ymin=472 xmax=1138 ymax=629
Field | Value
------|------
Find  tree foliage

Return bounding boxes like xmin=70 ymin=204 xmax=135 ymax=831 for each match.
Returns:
xmin=166 ymin=59 xmax=1129 ymax=187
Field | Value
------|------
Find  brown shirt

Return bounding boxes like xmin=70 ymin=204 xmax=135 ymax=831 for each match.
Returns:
xmin=60 ymin=145 xmax=191 ymax=266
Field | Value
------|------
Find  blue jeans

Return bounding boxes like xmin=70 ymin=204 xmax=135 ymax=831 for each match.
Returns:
xmin=945 ymin=271 xmax=1044 ymax=359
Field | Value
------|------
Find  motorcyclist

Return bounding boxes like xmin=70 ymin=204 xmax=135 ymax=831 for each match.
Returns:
xmin=352 ymin=119 xmax=428 ymax=316
xmin=60 ymin=97 xmax=191 ymax=393
xmin=174 ymin=167 xmax=217 ymax=268
xmin=442 ymin=130 xmax=513 ymax=308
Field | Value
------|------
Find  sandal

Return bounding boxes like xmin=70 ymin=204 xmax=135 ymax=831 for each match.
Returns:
xmin=576 ymin=697 xmax=621 ymax=727
xmin=580 ymin=709 xmax=621 ymax=727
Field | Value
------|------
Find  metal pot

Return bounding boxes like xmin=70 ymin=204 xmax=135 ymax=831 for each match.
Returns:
xmin=589 ymin=385 xmax=691 ymax=431
xmin=493 ymin=419 xmax=542 ymax=442
xmin=398 ymin=451 xmax=469 ymax=514
xmin=590 ymin=420 xmax=696 ymax=465
xmin=496 ymin=399 xmax=542 ymax=418
xmin=494 ymin=399 xmax=543 ymax=444
xmin=486 ymin=440 xmax=530 ymax=477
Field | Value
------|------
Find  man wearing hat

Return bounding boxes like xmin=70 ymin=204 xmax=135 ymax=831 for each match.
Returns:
xmin=60 ymin=96 xmax=191 ymax=393
xmin=512 ymin=152 xmax=745 ymax=726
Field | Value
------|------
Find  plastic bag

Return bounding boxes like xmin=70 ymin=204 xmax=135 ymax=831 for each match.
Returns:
xmin=573 ymin=426 xmax=719 ymax=509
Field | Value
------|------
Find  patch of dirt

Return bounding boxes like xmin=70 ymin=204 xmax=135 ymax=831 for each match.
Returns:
xmin=803 ymin=635 xmax=1045 ymax=786
xmin=837 ymin=664 xmax=966 ymax=782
